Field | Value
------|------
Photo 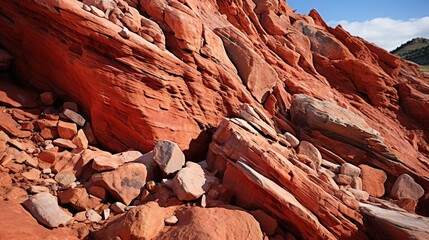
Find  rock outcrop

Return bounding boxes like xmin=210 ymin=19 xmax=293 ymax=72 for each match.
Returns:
xmin=0 ymin=0 xmax=429 ymax=239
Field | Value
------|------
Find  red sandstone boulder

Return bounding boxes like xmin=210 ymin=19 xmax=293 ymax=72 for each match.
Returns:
xmin=359 ymin=164 xmax=387 ymax=197
xmin=57 ymin=121 xmax=77 ymax=140
xmin=93 ymin=201 xmax=165 ymax=240
xmin=92 ymin=163 xmax=150 ymax=205
xmin=158 ymin=205 xmax=263 ymax=240
xmin=0 ymin=200 xmax=78 ymax=239
xmin=58 ymin=188 xmax=100 ymax=211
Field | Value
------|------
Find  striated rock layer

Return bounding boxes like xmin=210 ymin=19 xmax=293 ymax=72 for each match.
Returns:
xmin=1 ymin=0 xmax=429 ymax=239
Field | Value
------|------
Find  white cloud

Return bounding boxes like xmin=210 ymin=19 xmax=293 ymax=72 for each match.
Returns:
xmin=328 ymin=17 xmax=429 ymax=51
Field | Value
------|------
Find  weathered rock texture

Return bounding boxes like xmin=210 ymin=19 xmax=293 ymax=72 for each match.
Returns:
xmin=1 ymin=0 xmax=429 ymax=239
xmin=158 ymin=205 xmax=263 ymax=240
xmin=360 ymin=203 xmax=429 ymax=240
xmin=1 ymin=0 xmax=427 ymax=162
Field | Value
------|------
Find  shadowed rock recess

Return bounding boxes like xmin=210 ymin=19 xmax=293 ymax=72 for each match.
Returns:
xmin=1 ymin=0 xmax=429 ymax=239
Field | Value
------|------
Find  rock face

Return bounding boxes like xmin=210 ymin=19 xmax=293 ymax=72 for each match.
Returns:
xmin=1 ymin=0 xmax=429 ymax=239
xmin=158 ymin=205 xmax=263 ymax=240
xmin=0 ymin=0 xmax=427 ymax=180
xmin=207 ymin=118 xmax=364 ymax=240
xmin=22 ymin=192 xmax=73 ymax=228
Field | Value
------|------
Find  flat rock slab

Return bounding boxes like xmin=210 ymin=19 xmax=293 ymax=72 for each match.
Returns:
xmin=360 ymin=202 xmax=429 ymax=240
xmin=290 ymin=94 xmax=389 ymax=156
xmin=0 ymin=112 xmax=31 ymax=138
xmin=22 ymin=192 xmax=74 ymax=228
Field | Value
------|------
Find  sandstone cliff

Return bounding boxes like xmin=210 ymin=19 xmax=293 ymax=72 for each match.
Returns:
xmin=1 ymin=0 xmax=429 ymax=239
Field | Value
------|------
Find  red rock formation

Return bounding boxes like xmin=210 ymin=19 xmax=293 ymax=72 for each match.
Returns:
xmin=1 ymin=0 xmax=428 ymax=163
xmin=1 ymin=0 xmax=429 ymax=238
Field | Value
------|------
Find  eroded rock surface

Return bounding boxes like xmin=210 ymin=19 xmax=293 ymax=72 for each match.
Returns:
xmin=0 ymin=0 xmax=428 ymax=239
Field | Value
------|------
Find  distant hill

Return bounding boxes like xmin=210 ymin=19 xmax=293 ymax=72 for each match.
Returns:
xmin=391 ymin=37 xmax=429 ymax=66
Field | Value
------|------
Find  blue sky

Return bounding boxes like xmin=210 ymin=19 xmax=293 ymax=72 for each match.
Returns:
xmin=287 ymin=0 xmax=429 ymax=50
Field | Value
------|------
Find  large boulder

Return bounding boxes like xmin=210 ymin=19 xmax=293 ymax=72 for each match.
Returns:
xmin=172 ymin=162 xmax=218 ymax=201
xmin=93 ymin=201 xmax=165 ymax=240
xmin=92 ymin=163 xmax=150 ymax=205
xmin=158 ymin=205 xmax=263 ymax=240
xmin=390 ymin=174 xmax=425 ymax=201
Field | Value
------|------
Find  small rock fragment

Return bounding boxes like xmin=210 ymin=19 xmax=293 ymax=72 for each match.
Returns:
xmin=200 ymin=194 xmax=207 ymax=208
xmin=340 ymin=163 xmax=361 ymax=177
xmin=146 ymin=180 xmax=157 ymax=193
xmin=119 ymin=27 xmax=131 ymax=39
xmin=73 ymin=129 xmax=88 ymax=149
xmin=172 ymin=162 xmax=217 ymax=201
xmin=103 ymin=208 xmax=110 ymax=220
xmin=298 ymin=141 xmax=322 ymax=168
xmin=284 ymin=132 xmax=299 ymax=148
xmin=111 ymin=202 xmax=127 ymax=214
xmin=75 ymin=211 xmax=87 ymax=222
xmin=22 ymin=168 xmax=41 ymax=181
xmin=334 ymin=174 xmax=352 ymax=185
xmin=348 ymin=189 xmax=370 ymax=201
xmin=29 ymin=185 xmax=50 ymax=194
xmin=54 ymin=170 xmax=77 ymax=188
xmin=359 ymin=164 xmax=387 ymax=197
xmin=92 ymin=163 xmax=148 ymax=205
xmin=62 ymin=109 xmax=86 ymax=127
xmin=86 ymin=209 xmax=102 ymax=223
xmin=53 ymin=138 xmax=77 ymax=149
xmin=164 ymin=215 xmax=178 ymax=225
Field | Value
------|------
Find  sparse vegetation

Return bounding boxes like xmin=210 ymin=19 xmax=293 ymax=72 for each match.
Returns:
xmin=391 ymin=38 xmax=429 ymax=72
xmin=420 ymin=65 xmax=429 ymax=72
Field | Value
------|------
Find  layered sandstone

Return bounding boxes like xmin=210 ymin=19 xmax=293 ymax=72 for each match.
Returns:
xmin=1 ymin=0 xmax=429 ymax=239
